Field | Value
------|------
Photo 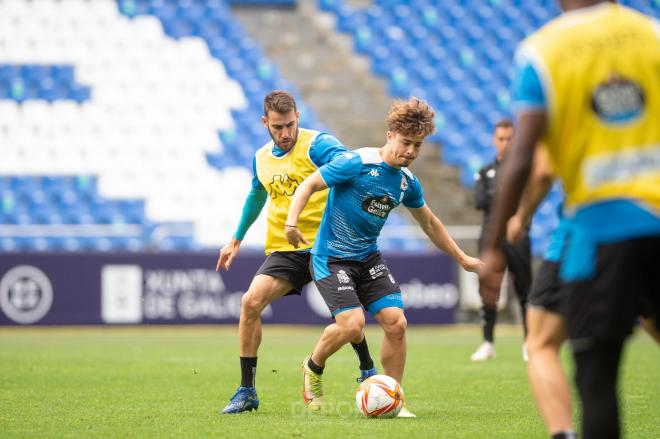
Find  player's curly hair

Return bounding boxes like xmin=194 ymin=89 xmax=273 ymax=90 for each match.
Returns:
xmin=386 ymin=97 xmax=436 ymax=137
xmin=264 ymin=90 xmax=297 ymax=116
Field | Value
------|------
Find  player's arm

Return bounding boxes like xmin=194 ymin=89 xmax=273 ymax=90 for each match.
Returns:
xmin=285 ymin=151 xmax=361 ymax=247
xmin=284 ymin=171 xmax=327 ymax=248
xmin=216 ymin=159 xmax=268 ymax=271
xmin=478 ymin=47 xmax=548 ymax=307
xmin=506 ymin=146 xmax=554 ymax=243
xmin=479 ymin=113 xmax=545 ymax=305
xmin=309 ymin=133 xmax=348 ymax=166
xmin=408 ymin=204 xmax=482 ymax=273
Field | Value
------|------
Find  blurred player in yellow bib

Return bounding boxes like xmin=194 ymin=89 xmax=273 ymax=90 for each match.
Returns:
xmin=479 ymin=2 xmax=660 ymax=438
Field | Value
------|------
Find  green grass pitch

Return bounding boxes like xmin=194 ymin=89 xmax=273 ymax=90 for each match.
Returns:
xmin=0 ymin=325 xmax=658 ymax=438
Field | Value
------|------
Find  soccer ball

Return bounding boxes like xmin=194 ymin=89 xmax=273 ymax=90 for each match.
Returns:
xmin=355 ymin=374 xmax=404 ymax=418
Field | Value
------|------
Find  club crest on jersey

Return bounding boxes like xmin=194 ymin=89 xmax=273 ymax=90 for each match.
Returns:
xmin=267 ymin=174 xmax=300 ymax=199
xmin=400 ymin=175 xmax=408 ymax=191
xmin=337 ymin=270 xmax=350 ymax=284
xmin=362 ymin=195 xmax=394 ymax=218
xmin=591 ymin=73 xmax=644 ymax=124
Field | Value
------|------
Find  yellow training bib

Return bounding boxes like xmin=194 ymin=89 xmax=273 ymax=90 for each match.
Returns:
xmin=255 ymin=128 xmax=330 ymax=254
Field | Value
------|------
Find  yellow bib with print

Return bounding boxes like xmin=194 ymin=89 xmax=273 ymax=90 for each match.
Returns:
xmin=255 ymin=128 xmax=329 ymax=255
xmin=522 ymin=4 xmax=660 ymax=212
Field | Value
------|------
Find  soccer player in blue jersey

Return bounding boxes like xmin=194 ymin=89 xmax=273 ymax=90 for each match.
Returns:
xmin=284 ymin=97 xmax=482 ymax=416
xmin=217 ymin=90 xmax=377 ymax=414
xmin=479 ymin=2 xmax=660 ymax=438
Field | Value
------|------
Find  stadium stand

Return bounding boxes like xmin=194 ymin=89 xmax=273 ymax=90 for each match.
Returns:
xmin=2 ymin=0 xmax=655 ymax=254
xmin=0 ymin=0 xmax=414 ymax=252
xmin=317 ymin=0 xmax=657 ymax=254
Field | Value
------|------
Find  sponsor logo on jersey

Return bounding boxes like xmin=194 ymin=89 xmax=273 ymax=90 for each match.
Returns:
xmin=591 ymin=74 xmax=644 ymax=124
xmin=369 ymin=169 xmax=380 ymax=178
xmin=362 ymin=195 xmax=394 ymax=218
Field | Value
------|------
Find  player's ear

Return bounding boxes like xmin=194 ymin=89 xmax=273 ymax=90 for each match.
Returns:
xmin=262 ymin=115 xmax=268 ymax=127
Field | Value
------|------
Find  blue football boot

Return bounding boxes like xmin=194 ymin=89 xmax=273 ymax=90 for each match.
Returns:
xmin=221 ymin=387 xmax=259 ymax=414
xmin=356 ymin=367 xmax=378 ymax=383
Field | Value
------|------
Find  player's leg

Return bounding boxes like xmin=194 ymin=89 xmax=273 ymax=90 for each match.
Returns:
xmin=369 ymin=299 xmax=414 ymax=418
xmin=357 ymin=254 xmax=407 ymax=382
xmin=639 ymin=237 xmax=660 ymax=344
xmin=473 ymin=234 xmax=497 ymax=360
xmin=302 ymin=256 xmax=364 ymax=411
xmin=351 ymin=332 xmax=377 ymax=382
xmin=471 ymin=304 xmax=497 ymax=361
xmin=373 ymin=306 xmax=407 ymax=384
xmin=505 ymin=236 xmax=532 ymax=339
xmin=239 ymin=273 xmax=295 ymax=362
xmin=223 ymin=251 xmax=309 ymax=414
xmin=222 ymin=274 xmax=294 ymax=414
xmin=525 ymin=259 xmax=576 ymax=438
xmin=527 ymin=307 xmax=573 ymax=437
xmin=308 ymin=255 xmax=377 ymax=381
xmin=310 ymin=307 xmax=366 ymax=367
xmin=302 ymin=307 xmax=364 ymax=411
xmin=573 ymin=339 xmax=624 ymax=439
xmin=563 ymin=238 xmax=656 ymax=438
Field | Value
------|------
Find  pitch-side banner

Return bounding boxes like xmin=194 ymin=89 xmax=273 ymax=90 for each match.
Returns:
xmin=0 ymin=252 xmax=459 ymax=326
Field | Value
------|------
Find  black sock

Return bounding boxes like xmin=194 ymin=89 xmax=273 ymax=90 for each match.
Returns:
xmin=240 ymin=356 xmax=257 ymax=388
xmin=483 ymin=306 xmax=496 ymax=343
xmin=351 ymin=336 xmax=374 ymax=370
xmin=307 ymin=356 xmax=324 ymax=375
xmin=552 ymin=431 xmax=577 ymax=439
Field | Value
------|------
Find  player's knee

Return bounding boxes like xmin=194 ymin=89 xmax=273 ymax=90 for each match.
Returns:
xmin=346 ymin=324 xmax=364 ymax=342
xmin=383 ymin=314 xmax=407 ymax=339
xmin=241 ymin=292 xmax=265 ymax=316
xmin=527 ymin=332 xmax=557 ymax=354
xmin=342 ymin=319 xmax=364 ymax=341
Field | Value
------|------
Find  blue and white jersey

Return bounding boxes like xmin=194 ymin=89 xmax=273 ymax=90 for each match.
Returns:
xmin=313 ymin=148 xmax=425 ymax=260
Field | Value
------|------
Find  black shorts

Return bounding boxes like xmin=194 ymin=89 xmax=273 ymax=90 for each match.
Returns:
xmin=310 ymin=252 xmax=401 ymax=316
xmin=528 ymin=260 xmax=562 ymax=314
xmin=255 ymin=251 xmax=312 ymax=295
xmin=562 ymin=236 xmax=660 ymax=347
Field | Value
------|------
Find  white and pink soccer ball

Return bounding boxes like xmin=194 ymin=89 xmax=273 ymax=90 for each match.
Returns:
xmin=355 ymin=374 xmax=404 ymax=418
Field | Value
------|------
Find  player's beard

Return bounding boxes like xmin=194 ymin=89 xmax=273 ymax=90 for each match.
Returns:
xmin=268 ymin=127 xmax=298 ymax=152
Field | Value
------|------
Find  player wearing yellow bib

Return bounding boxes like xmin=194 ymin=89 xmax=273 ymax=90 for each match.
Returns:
xmin=217 ymin=91 xmax=376 ymax=414
xmin=479 ymin=2 xmax=660 ymax=439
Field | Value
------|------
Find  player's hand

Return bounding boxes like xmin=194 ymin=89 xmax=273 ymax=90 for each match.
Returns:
xmin=506 ymin=214 xmax=527 ymax=244
xmin=216 ymin=238 xmax=241 ymax=271
xmin=284 ymin=225 xmax=309 ymax=249
xmin=478 ymin=248 xmax=506 ymax=308
xmin=460 ymin=255 xmax=483 ymax=274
